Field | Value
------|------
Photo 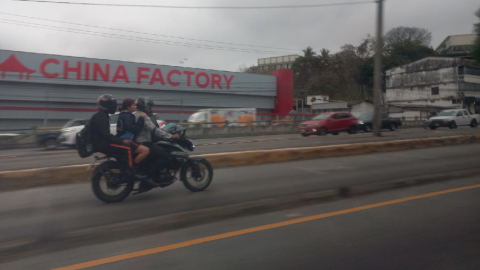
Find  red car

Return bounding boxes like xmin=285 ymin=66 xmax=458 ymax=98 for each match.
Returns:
xmin=299 ymin=112 xmax=358 ymax=137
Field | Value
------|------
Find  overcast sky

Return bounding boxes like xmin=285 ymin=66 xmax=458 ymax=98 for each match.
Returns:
xmin=0 ymin=0 xmax=479 ymax=72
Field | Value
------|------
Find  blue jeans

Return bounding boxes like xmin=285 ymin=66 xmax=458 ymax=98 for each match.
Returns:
xmin=120 ymin=131 xmax=134 ymax=141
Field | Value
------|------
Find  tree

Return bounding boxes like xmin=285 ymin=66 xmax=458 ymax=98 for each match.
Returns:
xmin=319 ymin=48 xmax=331 ymax=62
xmin=384 ymin=39 xmax=435 ymax=69
xmin=384 ymin=26 xmax=432 ymax=47
xmin=238 ymin=64 xmax=266 ymax=74
xmin=290 ymin=26 xmax=435 ymax=102
xmin=299 ymin=46 xmax=319 ymax=71
xmin=292 ymin=46 xmax=322 ymax=97
xmin=356 ymin=34 xmax=376 ymax=58
xmin=303 ymin=46 xmax=316 ymax=58
xmin=472 ymin=8 xmax=480 ymax=63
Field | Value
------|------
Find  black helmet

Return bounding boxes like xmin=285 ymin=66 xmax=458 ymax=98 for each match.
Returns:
xmin=97 ymin=94 xmax=117 ymax=114
xmin=136 ymin=97 xmax=154 ymax=116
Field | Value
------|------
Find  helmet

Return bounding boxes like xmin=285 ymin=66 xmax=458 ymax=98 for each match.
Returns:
xmin=136 ymin=97 xmax=154 ymax=116
xmin=97 ymin=94 xmax=117 ymax=114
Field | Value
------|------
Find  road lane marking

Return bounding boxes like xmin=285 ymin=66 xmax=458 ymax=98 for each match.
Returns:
xmin=53 ymin=183 xmax=480 ymax=270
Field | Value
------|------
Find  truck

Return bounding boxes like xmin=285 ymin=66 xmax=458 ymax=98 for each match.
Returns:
xmin=187 ymin=108 xmax=256 ymax=127
xmin=427 ymin=109 xmax=479 ymax=129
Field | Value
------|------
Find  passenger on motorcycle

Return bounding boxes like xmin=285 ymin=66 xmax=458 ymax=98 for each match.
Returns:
xmin=134 ymin=97 xmax=179 ymax=184
xmin=90 ymin=94 xmax=150 ymax=172
xmin=116 ymin=98 xmax=146 ymax=141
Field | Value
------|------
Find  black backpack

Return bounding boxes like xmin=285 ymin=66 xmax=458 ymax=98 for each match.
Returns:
xmin=76 ymin=116 xmax=94 ymax=158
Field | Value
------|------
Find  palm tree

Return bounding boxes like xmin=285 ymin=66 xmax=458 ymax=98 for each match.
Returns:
xmin=300 ymin=46 xmax=318 ymax=71
xmin=292 ymin=47 xmax=318 ymax=98
xmin=303 ymin=46 xmax=316 ymax=58
xmin=319 ymin=48 xmax=330 ymax=61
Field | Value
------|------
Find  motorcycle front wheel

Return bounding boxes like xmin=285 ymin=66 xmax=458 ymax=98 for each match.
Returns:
xmin=181 ymin=159 xmax=213 ymax=192
xmin=91 ymin=161 xmax=133 ymax=203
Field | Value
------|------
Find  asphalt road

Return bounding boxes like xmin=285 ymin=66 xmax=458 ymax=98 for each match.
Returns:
xmin=0 ymin=144 xmax=479 ymax=248
xmin=2 ymin=175 xmax=480 ymax=269
xmin=0 ymin=126 xmax=478 ymax=171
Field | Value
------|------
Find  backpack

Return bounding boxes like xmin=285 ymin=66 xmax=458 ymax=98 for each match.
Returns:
xmin=76 ymin=116 xmax=94 ymax=158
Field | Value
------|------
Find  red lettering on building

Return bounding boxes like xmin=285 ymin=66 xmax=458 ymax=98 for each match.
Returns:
xmin=211 ymin=74 xmax=223 ymax=89
xmin=63 ymin=61 xmax=82 ymax=80
xmin=112 ymin=65 xmax=129 ymax=83
xmin=40 ymin=58 xmax=59 ymax=78
xmin=183 ymin=71 xmax=195 ymax=86
xmin=149 ymin=68 xmax=165 ymax=85
xmin=137 ymin=67 xmax=150 ymax=84
xmin=85 ymin=63 xmax=90 ymax=80
xmin=167 ymin=70 xmax=181 ymax=86
xmin=223 ymin=75 xmax=234 ymax=90
xmin=196 ymin=72 xmax=210 ymax=89
xmin=93 ymin=63 xmax=110 ymax=82
xmin=0 ymin=54 xmax=36 ymax=80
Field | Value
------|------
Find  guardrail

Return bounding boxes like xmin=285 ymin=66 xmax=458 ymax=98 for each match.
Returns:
xmin=177 ymin=122 xmax=204 ymax=128
xmin=177 ymin=119 xmax=298 ymax=128
xmin=272 ymin=119 xmax=294 ymax=125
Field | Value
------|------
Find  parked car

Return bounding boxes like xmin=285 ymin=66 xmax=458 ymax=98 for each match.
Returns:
xmin=57 ymin=114 xmax=166 ymax=147
xmin=35 ymin=130 xmax=61 ymax=150
xmin=57 ymin=119 xmax=89 ymax=147
xmin=299 ymin=112 xmax=358 ymax=137
xmin=356 ymin=112 xmax=402 ymax=132
xmin=427 ymin=109 xmax=479 ymax=129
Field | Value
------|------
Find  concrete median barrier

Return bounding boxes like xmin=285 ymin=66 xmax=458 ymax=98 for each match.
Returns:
xmin=1 ymin=134 xmax=479 ymax=191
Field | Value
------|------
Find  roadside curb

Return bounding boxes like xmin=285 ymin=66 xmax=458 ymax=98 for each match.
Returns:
xmin=1 ymin=134 xmax=479 ymax=191
xmin=1 ymin=168 xmax=478 ymax=263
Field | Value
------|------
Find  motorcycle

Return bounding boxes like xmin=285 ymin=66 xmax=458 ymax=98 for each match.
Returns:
xmin=90 ymin=124 xmax=213 ymax=203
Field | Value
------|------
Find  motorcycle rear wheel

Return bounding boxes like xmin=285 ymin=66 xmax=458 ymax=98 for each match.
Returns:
xmin=181 ymin=159 xmax=213 ymax=192
xmin=91 ymin=161 xmax=133 ymax=203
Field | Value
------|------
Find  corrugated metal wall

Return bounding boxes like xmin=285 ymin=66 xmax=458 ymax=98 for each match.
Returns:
xmin=0 ymin=81 xmax=276 ymax=129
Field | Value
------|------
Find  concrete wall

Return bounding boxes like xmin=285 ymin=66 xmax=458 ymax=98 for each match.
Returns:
xmin=386 ymin=82 xmax=460 ymax=107
xmin=386 ymin=58 xmax=459 ymax=89
xmin=389 ymin=111 xmax=422 ymax=119
xmin=448 ymin=35 xmax=477 ymax=47
xmin=185 ymin=125 xmax=300 ymax=139
xmin=386 ymin=58 xmax=464 ymax=110
xmin=464 ymin=75 xmax=480 ymax=84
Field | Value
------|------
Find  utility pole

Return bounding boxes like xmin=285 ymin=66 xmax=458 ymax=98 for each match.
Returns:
xmin=373 ymin=0 xmax=384 ymax=137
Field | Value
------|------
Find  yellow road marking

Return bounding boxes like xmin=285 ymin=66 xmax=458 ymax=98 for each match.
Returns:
xmin=53 ymin=183 xmax=480 ymax=270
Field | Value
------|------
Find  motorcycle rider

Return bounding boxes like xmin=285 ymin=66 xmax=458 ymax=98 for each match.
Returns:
xmin=90 ymin=94 xmax=150 ymax=172
xmin=134 ymin=97 xmax=179 ymax=184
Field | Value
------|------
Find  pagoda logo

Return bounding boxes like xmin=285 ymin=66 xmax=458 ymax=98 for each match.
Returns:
xmin=0 ymin=54 xmax=36 ymax=80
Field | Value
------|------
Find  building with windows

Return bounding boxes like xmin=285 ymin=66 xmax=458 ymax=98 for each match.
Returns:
xmin=385 ymin=57 xmax=480 ymax=119
xmin=435 ymin=34 xmax=477 ymax=57
xmin=257 ymin=55 xmax=300 ymax=73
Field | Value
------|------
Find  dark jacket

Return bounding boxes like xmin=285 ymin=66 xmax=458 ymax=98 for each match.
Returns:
xmin=90 ymin=111 xmax=124 ymax=151
xmin=116 ymin=111 xmax=145 ymax=139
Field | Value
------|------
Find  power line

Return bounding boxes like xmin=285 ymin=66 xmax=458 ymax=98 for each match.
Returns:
xmin=12 ymin=0 xmax=375 ymax=9
xmin=0 ymin=12 xmax=301 ymax=52
xmin=0 ymin=19 xmax=294 ymax=55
